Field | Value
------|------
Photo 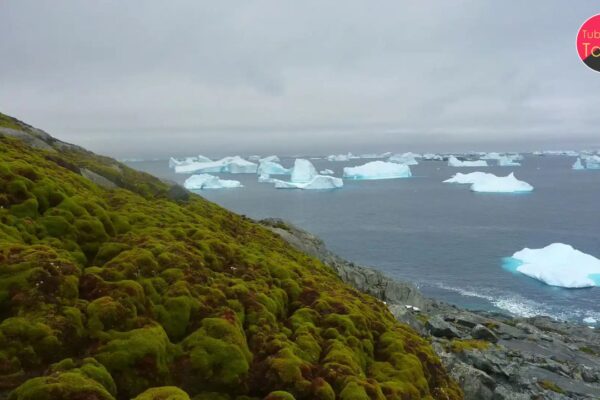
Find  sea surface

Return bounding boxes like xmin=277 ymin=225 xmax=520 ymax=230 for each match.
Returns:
xmin=125 ymin=156 xmax=600 ymax=324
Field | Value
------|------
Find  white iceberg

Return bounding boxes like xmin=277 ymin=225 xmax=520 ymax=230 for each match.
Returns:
xmin=448 ymin=156 xmax=488 ymax=167
xmin=258 ymin=173 xmax=275 ymax=183
xmin=470 ymin=173 xmax=533 ymax=193
xmin=327 ymin=153 xmax=357 ymax=162
xmin=573 ymin=158 xmax=585 ymax=170
xmin=497 ymin=156 xmax=521 ymax=167
xmin=388 ymin=152 xmax=419 ymax=165
xmin=169 ymin=155 xmax=212 ymax=168
xmin=259 ymin=155 xmax=280 ymax=163
xmin=422 ymin=153 xmax=444 ymax=161
xmin=583 ymin=317 xmax=597 ymax=324
xmin=175 ymin=156 xmax=258 ymax=174
xmin=257 ymin=161 xmax=290 ymax=175
xmin=274 ymin=175 xmax=343 ymax=190
xmin=359 ymin=152 xmax=392 ymax=159
xmin=183 ymin=174 xmax=242 ymax=190
xmin=291 ymin=159 xmax=318 ymax=183
xmin=584 ymin=155 xmax=600 ymax=169
xmin=343 ymin=161 xmax=412 ymax=180
xmin=505 ymin=243 xmax=600 ymax=288
xmin=443 ymin=172 xmax=496 ymax=184
xmin=320 ymin=169 xmax=334 ymax=175
xmin=481 ymin=152 xmax=502 ymax=160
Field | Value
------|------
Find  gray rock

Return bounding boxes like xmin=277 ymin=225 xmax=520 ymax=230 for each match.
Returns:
xmin=80 ymin=168 xmax=118 ymax=190
xmin=472 ymin=324 xmax=499 ymax=343
xmin=426 ymin=315 xmax=461 ymax=338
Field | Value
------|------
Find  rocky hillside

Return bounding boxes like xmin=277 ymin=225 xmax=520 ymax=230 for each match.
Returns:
xmin=0 ymin=112 xmax=462 ymax=400
xmin=261 ymin=219 xmax=600 ymax=399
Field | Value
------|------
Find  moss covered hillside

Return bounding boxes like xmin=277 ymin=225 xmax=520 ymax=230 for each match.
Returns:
xmin=0 ymin=113 xmax=462 ymax=400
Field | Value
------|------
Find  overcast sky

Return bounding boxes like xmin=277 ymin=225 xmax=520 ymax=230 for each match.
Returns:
xmin=1 ymin=1 xmax=599 ymax=157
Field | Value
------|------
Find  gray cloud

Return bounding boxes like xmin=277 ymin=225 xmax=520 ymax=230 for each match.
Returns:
xmin=1 ymin=0 xmax=599 ymax=157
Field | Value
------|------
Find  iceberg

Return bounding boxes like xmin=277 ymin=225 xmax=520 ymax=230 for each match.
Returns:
xmin=343 ymin=161 xmax=411 ymax=180
xmin=183 ymin=174 xmax=242 ymax=190
xmin=584 ymin=155 xmax=600 ymax=169
xmin=274 ymin=175 xmax=343 ymax=190
xmin=291 ymin=159 xmax=318 ymax=183
xmin=504 ymin=243 xmax=600 ymax=288
xmin=175 ymin=156 xmax=258 ymax=174
xmin=259 ymin=155 xmax=280 ymax=163
xmin=258 ymin=173 xmax=275 ymax=183
xmin=572 ymin=158 xmax=584 ymax=170
xmin=470 ymin=173 xmax=533 ymax=193
xmin=327 ymin=153 xmax=357 ymax=162
xmin=448 ymin=156 xmax=488 ymax=167
xmin=443 ymin=172 xmax=496 ymax=184
xmin=320 ymin=169 xmax=334 ymax=175
xmin=497 ymin=156 xmax=521 ymax=167
xmin=388 ymin=152 xmax=419 ymax=165
xmin=422 ymin=153 xmax=444 ymax=161
xmin=257 ymin=161 xmax=290 ymax=175
xmin=169 ymin=155 xmax=212 ymax=168
xmin=481 ymin=152 xmax=502 ymax=160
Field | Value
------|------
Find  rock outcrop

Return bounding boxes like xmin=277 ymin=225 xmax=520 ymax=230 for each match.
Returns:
xmin=263 ymin=218 xmax=600 ymax=400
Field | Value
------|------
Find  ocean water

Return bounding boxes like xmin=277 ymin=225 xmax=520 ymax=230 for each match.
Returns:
xmin=126 ymin=156 xmax=600 ymax=324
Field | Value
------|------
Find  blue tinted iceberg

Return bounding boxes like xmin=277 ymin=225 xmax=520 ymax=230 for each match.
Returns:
xmin=470 ymin=173 xmax=533 ymax=193
xmin=320 ymin=169 xmax=334 ymax=175
xmin=505 ymin=243 xmax=600 ymax=288
xmin=259 ymin=155 xmax=280 ymax=163
xmin=497 ymin=156 xmax=521 ymax=167
xmin=291 ymin=159 xmax=318 ymax=182
xmin=274 ymin=175 xmax=343 ymax=190
xmin=258 ymin=161 xmax=290 ymax=175
xmin=584 ymin=155 xmax=600 ymax=169
xmin=573 ymin=158 xmax=584 ymax=170
xmin=175 ymin=156 xmax=257 ymax=174
xmin=448 ymin=156 xmax=488 ymax=167
xmin=169 ymin=155 xmax=212 ymax=168
xmin=343 ymin=161 xmax=411 ymax=180
xmin=388 ymin=152 xmax=419 ymax=165
xmin=422 ymin=153 xmax=444 ymax=161
xmin=184 ymin=174 xmax=242 ymax=189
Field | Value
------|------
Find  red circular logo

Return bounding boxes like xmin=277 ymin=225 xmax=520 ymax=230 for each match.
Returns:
xmin=577 ymin=14 xmax=600 ymax=72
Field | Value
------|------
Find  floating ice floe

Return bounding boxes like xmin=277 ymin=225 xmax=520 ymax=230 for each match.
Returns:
xmin=573 ymin=158 xmax=585 ymax=170
xmin=320 ymin=169 xmax=334 ymax=175
xmin=169 ymin=155 xmax=212 ymax=169
xmin=584 ymin=317 xmax=597 ymax=325
xmin=359 ymin=152 xmax=392 ymax=159
xmin=448 ymin=156 xmax=488 ymax=167
xmin=259 ymin=155 xmax=280 ymax=163
xmin=481 ymin=152 xmax=502 ymax=160
xmin=584 ymin=155 xmax=600 ymax=169
xmin=497 ymin=156 xmax=521 ymax=167
xmin=504 ymin=243 xmax=600 ymax=288
xmin=175 ymin=156 xmax=258 ymax=174
xmin=470 ymin=173 xmax=533 ymax=193
xmin=443 ymin=172 xmax=496 ymax=185
xmin=257 ymin=161 xmax=290 ymax=176
xmin=422 ymin=153 xmax=444 ymax=161
xmin=533 ymin=150 xmax=579 ymax=157
xmin=274 ymin=175 xmax=343 ymax=190
xmin=343 ymin=161 xmax=412 ymax=180
xmin=272 ymin=159 xmax=342 ymax=189
xmin=327 ymin=153 xmax=357 ymax=162
xmin=388 ymin=152 xmax=419 ymax=165
xmin=183 ymin=174 xmax=242 ymax=190
xmin=291 ymin=159 xmax=318 ymax=182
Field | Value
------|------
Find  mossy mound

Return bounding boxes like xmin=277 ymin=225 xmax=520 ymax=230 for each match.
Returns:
xmin=0 ymin=114 xmax=462 ymax=399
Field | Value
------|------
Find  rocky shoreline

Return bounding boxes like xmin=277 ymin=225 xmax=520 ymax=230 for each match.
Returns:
xmin=261 ymin=218 xmax=600 ymax=400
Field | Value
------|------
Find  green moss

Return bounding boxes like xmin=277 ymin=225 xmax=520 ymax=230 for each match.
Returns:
xmin=8 ymin=369 xmax=115 ymax=400
xmin=133 ymin=386 xmax=191 ymax=400
xmin=0 ymin=129 xmax=462 ymax=400
xmin=538 ymin=379 xmax=565 ymax=394
xmin=447 ymin=339 xmax=490 ymax=353
xmin=264 ymin=391 xmax=296 ymax=400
